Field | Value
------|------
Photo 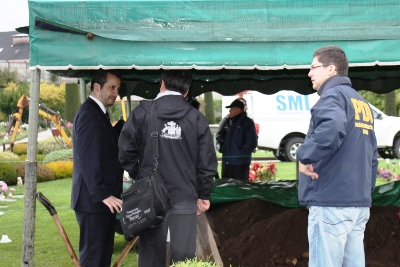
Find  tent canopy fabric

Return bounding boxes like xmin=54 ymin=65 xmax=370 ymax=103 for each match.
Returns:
xmin=28 ymin=0 xmax=400 ymax=97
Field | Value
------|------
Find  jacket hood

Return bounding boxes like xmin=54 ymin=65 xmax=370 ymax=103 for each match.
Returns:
xmin=139 ymin=95 xmax=192 ymax=120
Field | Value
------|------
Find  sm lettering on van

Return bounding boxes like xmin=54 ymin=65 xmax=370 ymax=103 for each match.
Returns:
xmin=276 ymin=95 xmax=312 ymax=111
xmin=351 ymin=98 xmax=374 ymax=134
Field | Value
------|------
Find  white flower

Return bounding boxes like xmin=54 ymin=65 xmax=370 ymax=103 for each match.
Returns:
xmin=0 ymin=235 xmax=12 ymax=243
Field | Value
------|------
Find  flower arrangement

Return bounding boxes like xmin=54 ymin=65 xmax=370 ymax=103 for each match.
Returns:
xmin=377 ymin=168 xmax=400 ymax=181
xmin=0 ymin=181 xmax=10 ymax=200
xmin=249 ymin=162 xmax=277 ymax=182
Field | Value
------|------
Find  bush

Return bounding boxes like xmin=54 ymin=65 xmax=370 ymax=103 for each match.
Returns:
xmin=12 ymin=143 xmax=40 ymax=156
xmin=36 ymin=164 xmax=55 ymax=183
xmin=17 ymin=154 xmax=46 ymax=162
xmin=37 ymin=154 xmax=46 ymax=162
xmin=0 ymin=151 xmax=20 ymax=162
xmin=0 ymin=162 xmax=18 ymax=185
xmin=45 ymin=161 xmax=73 ymax=179
xmin=38 ymin=137 xmax=67 ymax=154
xmin=14 ymin=162 xmax=55 ymax=183
xmin=42 ymin=149 xmax=73 ymax=163
xmin=14 ymin=162 xmax=24 ymax=178
xmin=13 ymin=143 xmax=28 ymax=155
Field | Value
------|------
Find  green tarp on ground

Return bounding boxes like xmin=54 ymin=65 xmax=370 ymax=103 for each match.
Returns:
xmin=116 ymin=179 xmax=400 ymax=234
xmin=210 ymin=179 xmax=400 ymax=208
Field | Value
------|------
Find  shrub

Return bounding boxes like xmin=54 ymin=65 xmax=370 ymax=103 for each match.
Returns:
xmin=0 ymin=162 xmax=18 ymax=185
xmin=17 ymin=154 xmax=46 ymax=162
xmin=37 ymin=164 xmax=55 ymax=183
xmin=45 ymin=161 xmax=73 ymax=179
xmin=42 ymin=149 xmax=73 ymax=163
xmin=36 ymin=154 xmax=46 ymax=162
xmin=0 ymin=151 xmax=20 ymax=162
xmin=14 ymin=162 xmax=24 ymax=178
xmin=12 ymin=143 xmax=40 ymax=156
xmin=13 ymin=143 xmax=28 ymax=155
xmin=14 ymin=162 xmax=55 ymax=183
xmin=38 ymin=137 xmax=67 ymax=154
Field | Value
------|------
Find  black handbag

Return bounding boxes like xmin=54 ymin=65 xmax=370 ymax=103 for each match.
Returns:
xmin=120 ymin=101 xmax=169 ymax=240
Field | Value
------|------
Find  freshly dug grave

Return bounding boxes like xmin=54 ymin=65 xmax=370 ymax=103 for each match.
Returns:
xmin=207 ymin=199 xmax=400 ymax=267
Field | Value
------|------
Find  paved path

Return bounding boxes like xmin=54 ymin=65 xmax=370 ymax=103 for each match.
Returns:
xmin=3 ymin=129 xmax=55 ymax=151
xmin=15 ymin=129 xmax=54 ymax=144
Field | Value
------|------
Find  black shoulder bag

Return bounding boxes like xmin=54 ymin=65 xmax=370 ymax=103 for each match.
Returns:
xmin=120 ymin=101 xmax=170 ymax=240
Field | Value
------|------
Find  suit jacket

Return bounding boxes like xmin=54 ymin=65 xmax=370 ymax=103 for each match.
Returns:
xmin=71 ymin=97 xmax=123 ymax=213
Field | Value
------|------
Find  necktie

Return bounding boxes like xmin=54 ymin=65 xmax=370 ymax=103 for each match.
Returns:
xmin=105 ymin=111 xmax=110 ymax=121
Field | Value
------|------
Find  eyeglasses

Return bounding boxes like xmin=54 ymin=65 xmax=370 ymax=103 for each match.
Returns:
xmin=309 ymin=65 xmax=327 ymax=71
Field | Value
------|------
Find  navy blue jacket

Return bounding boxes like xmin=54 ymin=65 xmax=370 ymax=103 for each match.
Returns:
xmin=297 ymin=75 xmax=378 ymax=207
xmin=222 ymin=112 xmax=258 ymax=166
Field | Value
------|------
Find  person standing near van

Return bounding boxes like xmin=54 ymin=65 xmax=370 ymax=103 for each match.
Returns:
xmin=215 ymin=97 xmax=248 ymax=154
xmin=296 ymin=46 xmax=378 ymax=267
xmin=221 ymin=99 xmax=257 ymax=180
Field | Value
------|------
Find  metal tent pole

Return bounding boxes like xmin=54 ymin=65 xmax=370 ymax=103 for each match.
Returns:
xmin=79 ymin=78 xmax=86 ymax=104
xmin=21 ymin=69 xmax=41 ymax=267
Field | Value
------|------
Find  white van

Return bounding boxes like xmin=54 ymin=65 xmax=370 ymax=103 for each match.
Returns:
xmin=222 ymin=90 xmax=400 ymax=162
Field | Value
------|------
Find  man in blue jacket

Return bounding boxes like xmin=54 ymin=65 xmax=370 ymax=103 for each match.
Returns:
xmin=296 ymin=46 xmax=378 ymax=267
xmin=221 ymin=99 xmax=257 ymax=180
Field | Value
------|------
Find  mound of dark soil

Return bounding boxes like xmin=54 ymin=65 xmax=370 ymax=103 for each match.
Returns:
xmin=207 ymin=199 xmax=400 ymax=267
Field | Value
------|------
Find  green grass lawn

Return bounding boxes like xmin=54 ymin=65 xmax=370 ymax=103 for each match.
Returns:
xmin=0 ymin=157 xmax=394 ymax=266
xmin=0 ymin=179 xmax=137 ymax=267
xmin=0 ymin=125 xmax=29 ymax=144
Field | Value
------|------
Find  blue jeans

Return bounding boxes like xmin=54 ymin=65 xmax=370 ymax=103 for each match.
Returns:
xmin=308 ymin=206 xmax=370 ymax=267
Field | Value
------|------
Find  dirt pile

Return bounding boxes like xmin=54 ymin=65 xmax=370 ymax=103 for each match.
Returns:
xmin=207 ymin=199 xmax=400 ymax=267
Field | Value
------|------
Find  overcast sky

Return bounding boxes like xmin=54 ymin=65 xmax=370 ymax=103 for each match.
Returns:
xmin=0 ymin=0 xmax=29 ymax=32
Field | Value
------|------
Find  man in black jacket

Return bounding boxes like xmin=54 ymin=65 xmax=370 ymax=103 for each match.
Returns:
xmin=71 ymin=70 xmax=123 ymax=267
xmin=118 ymin=70 xmax=217 ymax=266
xmin=221 ymin=99 xmax=258 ymax=180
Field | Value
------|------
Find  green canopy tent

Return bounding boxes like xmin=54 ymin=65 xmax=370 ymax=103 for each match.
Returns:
xmin=26 ymin=0 xmax=400 ymax=98
xmin=22 ymin=0 xmax=400 ymax=265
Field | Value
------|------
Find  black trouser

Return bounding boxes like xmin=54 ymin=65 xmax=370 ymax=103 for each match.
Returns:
xmin=75 ymin=211 xmax=115 ymax=267
xmin=138 ymin=213 xmax=197 ymax=267
xmin=221 ymin=163 xmax=250 ymax=181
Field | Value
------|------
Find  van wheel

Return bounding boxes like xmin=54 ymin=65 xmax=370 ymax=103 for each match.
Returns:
xmin=284 ymin=137 xmax=304 ymax=162
xmin=273 ymin=150 xmax=286 ymax=161
xmin=393 ymin=138 xmax=400 ymax=159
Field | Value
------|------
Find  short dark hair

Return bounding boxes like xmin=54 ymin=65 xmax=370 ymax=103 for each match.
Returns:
xmin=313 ymin=46 xmax=349 ymax=76
xmin=91 ymin=70 xmax=122 ymax=91
xmin=187 ymin=95 xmax=200 ymax=110
xmin=161 ymin=70 xmax=192 ymax=95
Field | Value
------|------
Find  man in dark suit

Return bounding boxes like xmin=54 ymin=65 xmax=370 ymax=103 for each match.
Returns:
xmin=71 ymin=70 xmax=123 ymax=267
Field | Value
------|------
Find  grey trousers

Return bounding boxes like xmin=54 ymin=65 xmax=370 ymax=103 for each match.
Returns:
xmin=138 ymin=213 xmax=197 ymax=267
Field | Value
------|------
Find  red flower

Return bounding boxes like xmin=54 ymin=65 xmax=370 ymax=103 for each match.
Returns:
xmin=248 ymin=162 xmax=278 ymax=182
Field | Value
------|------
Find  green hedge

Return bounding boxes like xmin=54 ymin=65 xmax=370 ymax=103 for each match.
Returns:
xmin=0 ymin=162 xmax=18 ymax=185
xmin=42 ymin=149 xmax=73 ymax=163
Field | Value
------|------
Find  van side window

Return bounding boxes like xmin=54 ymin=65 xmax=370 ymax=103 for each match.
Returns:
xmin=371 ymin=108 xmax=382 ymax=120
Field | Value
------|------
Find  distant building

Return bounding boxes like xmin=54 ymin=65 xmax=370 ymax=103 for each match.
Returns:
xmin=0 ymin=31 xmax=77 ymax=83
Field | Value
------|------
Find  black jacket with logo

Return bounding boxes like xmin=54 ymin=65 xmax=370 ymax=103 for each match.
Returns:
xmin=118 ymin=95 xmax=217 ymax=214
